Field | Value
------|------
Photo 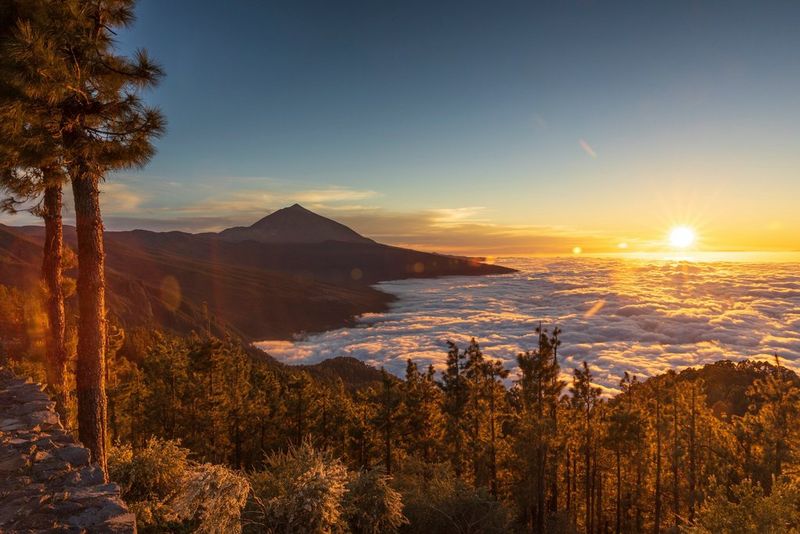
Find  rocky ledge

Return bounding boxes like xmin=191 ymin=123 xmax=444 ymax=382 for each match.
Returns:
xmin=0 ymin=368 xmax=136 ymax=533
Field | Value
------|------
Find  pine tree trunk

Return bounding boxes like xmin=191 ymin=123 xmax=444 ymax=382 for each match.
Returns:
xmin=41 ymin=181 xmax=68 ymax=423
xmin=615 ymin=447 xmax=621 ymax=534
xmin=596 ymin=468 xmax=603 ymax=534
xmin=689 ymin=386 xmax=697 ymax=524
xmin=384 ymin=383 xmax=393 ymax=475
xmin=566 ymin=447 xmax=572 ymax=514
xmin=672 ymin=390 xmax=679 ymax=531
xmin=635 ymin=444 xmax=642 ymax=534
xmin=586 ymin=419 xmax=592 ymax=534
xmin=654 ymin=389 xmax=662 ymax=534
xmin=71 ymin=171 xmax=108 ymax=479
xmin=536 ymin=443 xmax=546 ymax=533
xmin=489 ymin=383 xmax=498 ymax=498
xmin=573 ymin=452 xmax=578 ymax=531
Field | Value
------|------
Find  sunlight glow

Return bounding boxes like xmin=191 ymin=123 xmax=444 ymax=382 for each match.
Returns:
xmin=669 ymin=226 xmax=696 ymax=249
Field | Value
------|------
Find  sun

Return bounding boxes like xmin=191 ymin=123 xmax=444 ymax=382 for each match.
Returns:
xmin=669 ymin=226 xmax=696 ymax=249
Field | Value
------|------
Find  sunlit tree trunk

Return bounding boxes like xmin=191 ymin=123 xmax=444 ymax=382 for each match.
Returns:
xmin=654 ymin=386 xmax=662 ymax=534
xmin=635 ymin=445 xmax=642 ymax=534
xmin=586 ymin=424 xmax=592 ymax=534
xmin=489 ymin=380 xmax=498 ymax=498
xmin=672 ymin=385 xmax=680 ymax=531
xmin=573 ymin=452 xmax=578 ymax=531
xmin=41 ymin=179 xmax=68 ymax=422
xmin=72 ymin=170 xmax=108 ymax=478
xmin=688 ymin=385 xmax=697 ymax=524
xmin=615 ymin=446 xmax=621 ymax=534
xmin=596 ymin=467 xmax=603 ymax=534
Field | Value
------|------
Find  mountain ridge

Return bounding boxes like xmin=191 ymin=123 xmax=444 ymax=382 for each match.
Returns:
xmin=0 ymin=205 xmax=514 ymax=340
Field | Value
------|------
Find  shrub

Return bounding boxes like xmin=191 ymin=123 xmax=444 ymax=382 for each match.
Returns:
xmin=109 ymin=438 xmax=250 ymax=533
xmin=392 ymin=459 xmax=511 ymax=534
xmin=686 ymin=477 xmax=800 ymax=534
xmin=247 ymin=442 xmax=349 ymax=534
xmin=344 ymin=469 xmax=407 ymax=534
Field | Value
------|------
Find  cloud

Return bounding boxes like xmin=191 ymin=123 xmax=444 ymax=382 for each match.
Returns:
xmin=332 ymin=209 xmax=614 ymax=255
xmin=257 ymin=257 xmax=800 ymax=392
xmin=429 ymin=207 xmax=490 ymax=228
xmin=100 ymin=183 xmax=147 ymax=213
xmin=161 ymin=187 xmax=379 ymax=217
xmin=0 ymin=175 xmax=660 ymax=255
xmin=294 ymin=188 xmax=378 ymax=204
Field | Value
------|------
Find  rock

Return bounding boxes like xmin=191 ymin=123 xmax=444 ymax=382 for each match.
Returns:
xmin=54 ymin=445 xmax=91 ymax=467
xmin=0 ymin=453 xmax=25 ymax=473
xmin=0 ymin=368 xmax=136 ymax=533
xmin=32 ymin=450 xmax=54 ymax=462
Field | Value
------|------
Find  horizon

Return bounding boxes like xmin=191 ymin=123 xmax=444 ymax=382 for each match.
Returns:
xmin=4 ymin=201 xmax=799 ymax=259
xmin=4 ymin=0 xmax=800 ymax=255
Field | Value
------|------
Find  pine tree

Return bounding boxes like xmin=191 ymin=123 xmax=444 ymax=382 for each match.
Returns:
xmin=606 ymin=372 xmax=644 ymax=534
xmin=0 ymin=0 xmax=165 ymax=476
xmin=400 ymin=360 xmax=444 ymax=464
xmin=463 ymin=338 xmax=490 ymax=487
xmin=287 ymin=372 xmax=317 ymax=447
xmin=371 ymin=369 xmax=402 ymax=475
xmin=739 ymin=356 xmax=800 ymax=492
xmin=484 ymin=359 xmax=509 ymax=499
xmin=441 ymin=340 xmax=469 ymax=479
xmin=514 ymin=326 xmax=565 ymax=532
xmin=571 ymin=361 xmax=601 ymax=534
xmin=0 ymin=0 xmax=69 ymax=420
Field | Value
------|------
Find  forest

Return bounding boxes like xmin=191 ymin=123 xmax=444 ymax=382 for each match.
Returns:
xmin=3 ymin=284 xmax=800 ymax=533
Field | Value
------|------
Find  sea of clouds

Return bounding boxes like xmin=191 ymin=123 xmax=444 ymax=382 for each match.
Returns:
xmin=257 ymin=256 xmax=800 ymax=393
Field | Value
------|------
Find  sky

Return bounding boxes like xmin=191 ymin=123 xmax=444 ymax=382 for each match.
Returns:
xmin=5 ymin=0 xmax=800 ymax=254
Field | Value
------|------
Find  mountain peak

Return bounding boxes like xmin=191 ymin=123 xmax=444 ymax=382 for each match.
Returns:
xmin=220 ymin=204 xmax=374 ymax=245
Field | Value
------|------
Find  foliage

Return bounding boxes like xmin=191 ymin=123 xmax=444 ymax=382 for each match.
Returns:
xmin=344 ymin=469 xmax=407 ymax=534
xmin=392 ymin=459 xmax=511 ymax=534
xmin=171 ymin=463 xmax=251 ymax=534
xmin=247 ymin=442 xmax=350 ymax=534
xmin=109 ymin=438 xmax=250 ymax=533
xmin=687 ymin=477 xmax=800 ymax=534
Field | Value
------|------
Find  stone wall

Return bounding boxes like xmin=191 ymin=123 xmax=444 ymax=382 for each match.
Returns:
xmin=0 ymin=368 xmax=136 ymax=533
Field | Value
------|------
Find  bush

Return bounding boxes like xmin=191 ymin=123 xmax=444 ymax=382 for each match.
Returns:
xmin=686 ymin=477 xmax=800 ymax=534
xmin=109 ymin=438 xmax=250 ymax=533
xmin=392 ymin=459 xmax=511 ymax=534
xmin=344 ymin=469 xmax=407 ymax=534
xmin=247 ymin=442 xmax=349 ymax=534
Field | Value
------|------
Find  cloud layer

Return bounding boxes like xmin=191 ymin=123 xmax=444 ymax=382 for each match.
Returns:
xmin=257 ymin=257 xmax=800 ymax=393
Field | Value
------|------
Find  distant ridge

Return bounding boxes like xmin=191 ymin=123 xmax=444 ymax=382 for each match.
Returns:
xmin=218 ymin=203 xmax=374 ymax=244
xmin=0 ymin=205 xmax=515 ymax=340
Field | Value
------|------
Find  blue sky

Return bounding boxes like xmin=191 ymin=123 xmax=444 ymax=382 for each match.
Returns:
xmin=7 ymin=0 xmax=800 ymax=254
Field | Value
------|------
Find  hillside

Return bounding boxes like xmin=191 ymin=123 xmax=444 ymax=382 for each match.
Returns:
xmin=0 ymin=205 xmax=513 ymax=340
xmin=298 ymin=356 xmax=386 ymax=390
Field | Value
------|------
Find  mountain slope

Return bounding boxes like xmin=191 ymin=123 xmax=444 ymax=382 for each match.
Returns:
xmin=218 ymin=203 xmax=374 ymax=244
xmin=0 ymin=206 xmax=514 ymax=340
